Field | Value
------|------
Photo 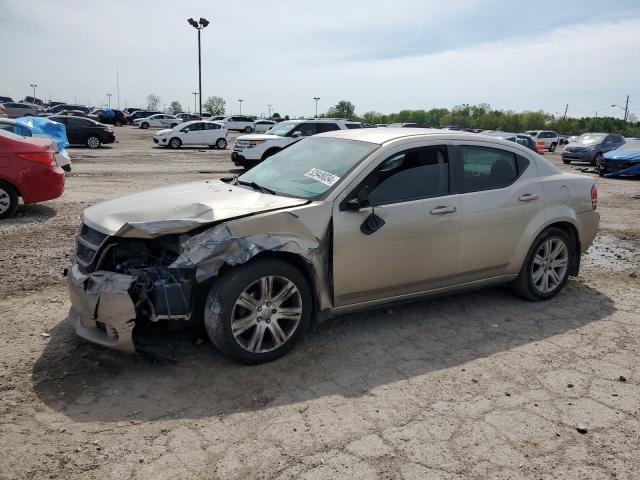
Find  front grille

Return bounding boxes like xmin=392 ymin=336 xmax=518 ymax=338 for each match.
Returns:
xmin=75 ymin=224 xmax=109 ymax=267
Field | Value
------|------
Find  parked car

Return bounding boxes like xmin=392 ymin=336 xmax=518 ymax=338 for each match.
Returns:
xmin=41 ymin=104 xmax=91 ymax=116
xmin=524 ymin=131 xmax=559 ymax=152
xmin=484 ymin=131 xmax=538 ymax=152
xmin=67 ymin=128 xmax=599 ymax=363
xmin=49 ymin=115 xmax=115 ymax=149
xmin=126 ymin=110 xmax=162 ymax=124
xmin=0 ymin=129 xmax=65 ymax=219
xmin=558 ymin=135 xmax=569 ymax=145
xmin=91 ymin=109 xmax=127 ymax=126
xmin=57 ymin=110 xmax=92 ymax=117
xmin=0 ymin=96 xmax=14 ymax=104
xmin=254 ymin=119 xmax=276 ymax=133
xmin=174 ymin=113 xmax=201 ymax=122
xmin=562 ymin=133 xmax=626 ymax=165
xmin=153 ymin=121 xmax=228 ymax=149
xmin=123 ymin=107 xmax=141 ymax=115
xmin=214 ymin=116 xmax=257 ymax=133
xmin=598 ymin=140 xmax=640 ymax=177
xmin=133 ymin=114 xmax=180 ymax=129
xmin=0 ymin=118 xmax=71 ymax=172
xmin=232 ymin=119 xmax=363 ymax=169
xmin=0 ymin=105 xmax=7 ymax=118
xmin=2 ymin=102 xmax=39 ymax=118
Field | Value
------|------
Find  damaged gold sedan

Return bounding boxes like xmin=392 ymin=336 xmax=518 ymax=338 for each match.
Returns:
xmin=68 ymin=129 xmax=599 ymax=363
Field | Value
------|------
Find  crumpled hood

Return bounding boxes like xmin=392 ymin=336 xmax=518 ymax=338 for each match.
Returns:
xmin=83 ymin=180 xmax=308 ymax=238
xmin=603 ymin=150 xmax=640 ymax=161
xmin=237 ymin=134 xmax=283 ymax=141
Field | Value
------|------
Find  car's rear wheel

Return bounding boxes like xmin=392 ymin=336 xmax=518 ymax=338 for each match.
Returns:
xmin=140 ymin=122 xmax=149 ymax=129
xmin=169 ymin=137 xmax=182 ymax=148
xmin=244 ymin=126 xmax=253 ymax=133
xmin=0 ymin=181 xmax=19 ymax=220
xmin=511 ymin=227 xmax=572 ymax=301
xmin=216 ymin=138 xmax=227 ymax=149
xmin=86 ymin=135 xmax=101 ymax=149
xmin=549 ymin=142 xmax=557 ymax=152
xmin=592 ymin=152 xmax=603 ymax=166
xmin=204 ymin=258 xmax=312 ymax=364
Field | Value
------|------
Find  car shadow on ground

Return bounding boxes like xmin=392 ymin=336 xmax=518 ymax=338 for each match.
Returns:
xmin=32 ymin=281 xmax=615 ymax=423
xmin=6 ymin=203 xmax=57 ymax=224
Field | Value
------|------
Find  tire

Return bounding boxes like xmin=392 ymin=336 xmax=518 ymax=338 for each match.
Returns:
xmin=216 ymin=138 xmax=227 ymax=149
xmin=86 ymin=135 xmax=101 ymax=149
xmin=511 ymin=227 xmax=573 ymax=301
xmin=204 ymin=258 xmax=313 ymax=364
xmin=169 ymin=137 xmax=182 ymax=149
xmin=549 ymin=142 xmax=557 ymax=153
xmin=597 ymin=162 xmax=607 ymax=177
xmin=140 ymin=122 xmax=149 ymax=129
xmin=562 ymin=158 xmax=571 ymax=164
xmin=115 ymin=120 xmax=122 ymax=127
xmin=244 ymin=126 xmax=253 ymax=133
xmin=0 ymin=181 xmax=19 ymax=220
xmin=591 ymin=152 xmax=602 ymax=167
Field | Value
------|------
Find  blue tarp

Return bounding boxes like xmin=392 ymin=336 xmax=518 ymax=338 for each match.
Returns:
xmin=16 ymin=116 xmax=69 ymax=151
xmin=101 ymin=109 xmax=116 ymax=119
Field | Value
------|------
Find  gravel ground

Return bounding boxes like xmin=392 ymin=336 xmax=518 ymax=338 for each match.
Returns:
xmin=1 ymin=127 xmax=639 ymax=479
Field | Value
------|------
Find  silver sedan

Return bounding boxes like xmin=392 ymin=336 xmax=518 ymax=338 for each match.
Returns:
xmin=67 ymin=129 xmax=599 ymax=363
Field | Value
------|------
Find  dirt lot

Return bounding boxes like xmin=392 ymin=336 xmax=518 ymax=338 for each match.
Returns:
xmin=1 ymin=127 xmax=639 ymax=479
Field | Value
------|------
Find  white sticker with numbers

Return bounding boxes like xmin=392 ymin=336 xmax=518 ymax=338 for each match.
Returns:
xmin=304 ymin=168 xmax=340 ymax=187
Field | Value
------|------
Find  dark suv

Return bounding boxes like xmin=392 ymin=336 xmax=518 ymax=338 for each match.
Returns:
xmin=562 ymin=133 xmax=626 ymax=165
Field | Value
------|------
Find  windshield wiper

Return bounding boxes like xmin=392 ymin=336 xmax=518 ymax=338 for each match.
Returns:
xmin=235 ymin=179 xmax=276 ymax=195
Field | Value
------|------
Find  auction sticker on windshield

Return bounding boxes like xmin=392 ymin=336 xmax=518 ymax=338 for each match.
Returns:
xmin=304 ymin=168 xmax=340 ymax=187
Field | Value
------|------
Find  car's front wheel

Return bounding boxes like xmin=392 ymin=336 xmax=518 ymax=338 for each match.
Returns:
xmin=511 ymin=227 xmax=572 ymax=301
xmin=204 ymin=258 xmax=312 ymax=364
xmin=0 ymin=180 xmax=19 ymax=219
xmin=592 ymin=152 xmax=603 ymax=166
xmin=549 ymin=142 xmax=557 ymax=152
xmin=562 ymin=158 xmax=571 ymax=164
xmin=597 ymin=162 xmax=607 ymax=177
xmin=169 ymin=137 xmax=182 ymax=148
xmin=86 ymin=135 xmax=101 ymax=149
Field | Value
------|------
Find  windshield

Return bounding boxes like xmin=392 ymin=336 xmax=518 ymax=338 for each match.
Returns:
xmin=617 ymin=141 xmax=639 ymax=152
xmin=238 ymin=137 xmax=378 ymax=199
xmin=576 ymin=133 xmax=606 ymax=145
xmin=266 ymin=121 xmax=300 ymax=136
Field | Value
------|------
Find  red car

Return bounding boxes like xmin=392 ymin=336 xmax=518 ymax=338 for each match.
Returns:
xmin=0 ymin=130 xmax=65 ymax=219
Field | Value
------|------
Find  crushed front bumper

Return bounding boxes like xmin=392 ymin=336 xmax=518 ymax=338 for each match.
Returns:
xmin=67 ymin=263 xmax=137 ymax=352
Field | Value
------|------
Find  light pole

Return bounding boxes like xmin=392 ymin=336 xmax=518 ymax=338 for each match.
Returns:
xmin=612 ymin=96 xmax=629 ymax=121
xmin=267 ymin=104 xmax=272 ymax=118
xmin=30 ymin=83 xmax=38 ymax=102
xmin=313 ymin=97 xmax=320 ymax=117
xmin=106 ymin=93 xmax=112 ymax=108
xmin=187 ymin=17 xmax=210 ymax=116
xmin=238 ymin=99 xmax=243 ymax=114
xmin=192 ymin=92 xmax=198 ymax=114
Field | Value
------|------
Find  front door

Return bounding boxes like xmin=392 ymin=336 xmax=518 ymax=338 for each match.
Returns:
xmin=181 ymin=122 xmax=205 ymax=145
xmin=332 ymin=143 xmax=461 ymax=306
xmin=453 ymin=142 xmax=543 ymax=281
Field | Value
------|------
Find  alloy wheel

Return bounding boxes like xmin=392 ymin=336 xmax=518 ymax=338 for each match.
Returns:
xmin=87 ymin=136 xmax=100 ymax=148
xmin=0 ymin=187 xmax=10 ymax=215
xmin=231 ymin=276 xmax=303 ymax=353
xmin=216 ymin=138 xmax=227 ymax=149
xmin=531 ymin=237 xmax=568 ymax=294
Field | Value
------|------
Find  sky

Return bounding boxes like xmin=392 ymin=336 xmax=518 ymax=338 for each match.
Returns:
xmin=1 ymin=0 xmax=639 ymax=119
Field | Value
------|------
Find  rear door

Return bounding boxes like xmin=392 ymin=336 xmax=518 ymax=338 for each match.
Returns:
xmin=452 ymin=141 xmax=542 ymax=281
xmin=202 ymin=122 xmax=223 ymax=144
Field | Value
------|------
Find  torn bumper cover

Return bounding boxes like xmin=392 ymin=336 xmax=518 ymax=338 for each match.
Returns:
xmin=67 ymin=264 xmax=137 ymax=352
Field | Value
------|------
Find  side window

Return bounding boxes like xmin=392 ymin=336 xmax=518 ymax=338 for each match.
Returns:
xmin=603 ymin=136 xmax=613 ymax=145
xmin=187 ymin=123 xmax=204 ymax=131
xmin=363 ymin=146 xmax=450 ymax=206
xmin=67 ymin=118 xmax=85 ymax=127
xmin=345 ymin=123 xmax=362 ymax=129
xmin=460 ymin=146 xmax=519 ymax=192
xmin=205 ymin=123 xmax=220 ymax=130
xmin=316 ymin=123 xmax=341 ymax=133
xmin=297 ymin=123 xmax=317 ymax=136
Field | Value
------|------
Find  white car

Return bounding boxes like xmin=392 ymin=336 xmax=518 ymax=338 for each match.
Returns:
xmin=255 ymin=119 xmax=276 ymax=133
xmin=134 ymin=114 xmax=181 ymax=129
xmin=213 ymin=116 xmax=256 ymax=133
xmin=153 ymin=121 xmax=229 ymax=149
xmin=232 ymin=119 xmax=362 ymax=168
xmin=525 ymin=130 xmax=559 ymax=152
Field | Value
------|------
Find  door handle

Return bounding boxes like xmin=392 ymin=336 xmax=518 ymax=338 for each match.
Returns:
xmin=518 ymin=194 xmax=539 ymax=202
xmin=430 ymin=206 xmax=457 ymax=215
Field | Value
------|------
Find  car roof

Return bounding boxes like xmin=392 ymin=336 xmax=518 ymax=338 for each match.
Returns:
xmin=316 ymin=128 xmax=536 ymax=151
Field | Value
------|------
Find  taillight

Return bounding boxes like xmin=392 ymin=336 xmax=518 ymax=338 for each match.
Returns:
xmin=17 ymin=151 xmax=55 ymax=165
xmin=591 ymin=183 xmax=598 ymax=210
xmin=106 ymin=127 xmax=114 ymax=132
